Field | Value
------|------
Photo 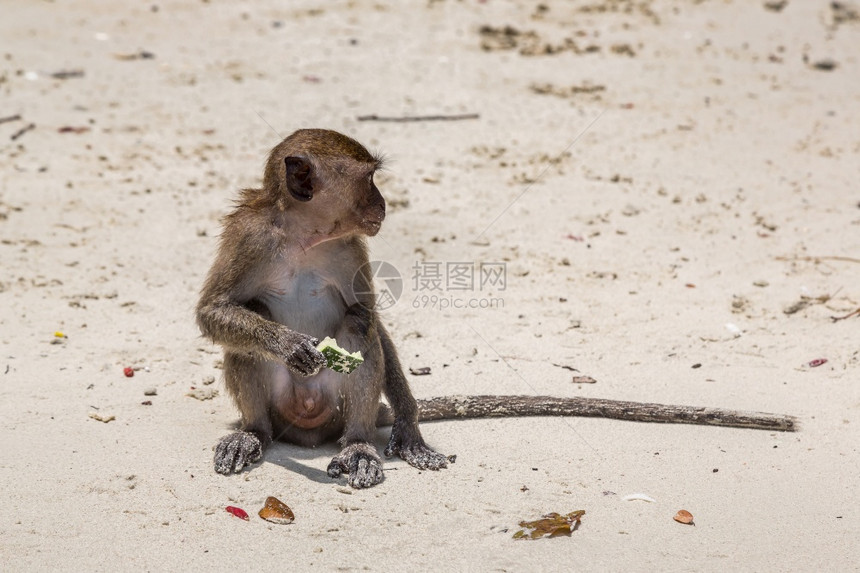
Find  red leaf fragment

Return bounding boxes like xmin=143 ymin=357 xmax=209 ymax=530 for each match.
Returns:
xmin=807 ymin=358 xmax=827 ymax=368
xmin=123 ymin=367 xmax=134 ymax=377
xmin=225 ymin=506 xmax=249 ymax=521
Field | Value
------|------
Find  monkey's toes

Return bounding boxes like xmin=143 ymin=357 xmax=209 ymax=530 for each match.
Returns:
xmin=326 ymin=458 xmax=345 ymax=479
xmin=348 ymin=455 xmax=383 ymax=489
xmin=397 ymin=445 xmax=449 ymax=471
xmin=327 ymin=443 xmax=384 ymax=488
xmin=214 ymin=431 xmax=263 ymax=475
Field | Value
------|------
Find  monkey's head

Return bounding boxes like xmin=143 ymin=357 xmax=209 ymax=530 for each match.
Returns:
xmin=265 ymin=129 xmax=386 ymax=240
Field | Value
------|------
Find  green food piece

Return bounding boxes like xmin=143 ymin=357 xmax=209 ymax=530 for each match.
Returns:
xmin=316 ymin=337 xmax=364 ymax=374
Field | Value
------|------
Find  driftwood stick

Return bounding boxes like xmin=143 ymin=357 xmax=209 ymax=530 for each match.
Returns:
xmin=10 ymin=123 xmax=35 ymax=141
xmin=831 ymin=308 xmax=860 ymax=322
xmin=776 ymin=255 xmax=860 ymax=264
xmin=376 ymin=395 xmax=797 ymax=432
xmin=357 ymin=113 xmax=479 ymax=122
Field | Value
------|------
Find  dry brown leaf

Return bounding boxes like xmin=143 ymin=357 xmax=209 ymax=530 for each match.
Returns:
xmin=512 ymin=510 xmax=585 ymax=540
xmin=258 ymin=496 xmax=295 ymax=525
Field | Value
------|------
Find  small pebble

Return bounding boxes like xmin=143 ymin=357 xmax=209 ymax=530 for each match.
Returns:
xmin=143 ymin=387 xmax=157 ymax=396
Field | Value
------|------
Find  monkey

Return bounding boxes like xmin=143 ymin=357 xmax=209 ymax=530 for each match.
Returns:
xmin=197 ymin=128 xmax=449 ymax=489
xmin=197 ymin=129 xmax=796 ymax=489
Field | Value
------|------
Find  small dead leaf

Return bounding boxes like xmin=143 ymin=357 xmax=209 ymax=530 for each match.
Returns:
xmin=812 ymin=59 xmax=837 ymax=71
xmin=258 ymin=496 xmax=295 ymax=525
xmin=512 ymin=510 xmax=585 ymax=540
xmin=673 ymin=509 xmax=694 ymax=525
xmin=113 ymin=51 xmax=156 ymax=61
xmin=51 ymin=69 xmax=84 ymax=79
xmin=58 ymin=126 xmax=90 ymax=134
xmin=572 ymin=375 xmax=597 ymax=384
xmin=784 ymin=298 xmax=812 ymax=315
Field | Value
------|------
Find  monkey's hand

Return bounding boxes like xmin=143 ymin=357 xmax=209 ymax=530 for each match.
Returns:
xmin=326 ymin=443 xmax=384 ymax=489
xmin=214 ymin=430 xmax=266 ymax=474
xmin=384 ymin=418 xmax=449 ymax=471
xmin=278 ymin=330 xmax=327 ymax=377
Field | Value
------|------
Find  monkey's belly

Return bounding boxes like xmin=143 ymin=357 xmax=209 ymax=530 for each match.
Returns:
xmin=278 ymin=382 xmax=333 ymax=429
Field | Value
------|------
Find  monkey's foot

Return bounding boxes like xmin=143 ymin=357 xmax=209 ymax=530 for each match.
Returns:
xmin=214 ymin=430 xmax=266 ymax=475
xmin=384 ymin=419 xmax=449 ymax=471
xmin=326 ymin=443 xmax=383 ymax=489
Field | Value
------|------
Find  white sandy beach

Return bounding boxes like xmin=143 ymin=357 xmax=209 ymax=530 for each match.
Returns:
xmin=1 ymin=1 xmax=858 ymax=570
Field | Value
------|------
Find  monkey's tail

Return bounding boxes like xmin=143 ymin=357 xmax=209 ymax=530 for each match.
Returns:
xmin=375 ymin=395 xmax=798 ymax=432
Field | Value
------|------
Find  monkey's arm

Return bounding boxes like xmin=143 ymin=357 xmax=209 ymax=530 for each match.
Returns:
xmin=196 ymin=227 xmax=324 ymax=376
xmin=375 ymin=395 xmax=797 ymax=432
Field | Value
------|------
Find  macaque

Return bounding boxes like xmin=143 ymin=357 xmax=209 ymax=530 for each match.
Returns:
xmin=197 ymin=129 xmax=447 ymax=488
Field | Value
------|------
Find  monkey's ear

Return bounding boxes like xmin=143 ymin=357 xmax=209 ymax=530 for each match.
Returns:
xmin=284 ymin=156 xmax=314 ymax=202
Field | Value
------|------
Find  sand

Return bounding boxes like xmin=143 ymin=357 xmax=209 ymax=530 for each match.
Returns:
xmin=1 ymin=1 xmax=858 ymax=570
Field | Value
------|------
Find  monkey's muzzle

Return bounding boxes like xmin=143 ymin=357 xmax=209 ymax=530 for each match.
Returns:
xmin=361 ymin=203 xmax=385 ymax=236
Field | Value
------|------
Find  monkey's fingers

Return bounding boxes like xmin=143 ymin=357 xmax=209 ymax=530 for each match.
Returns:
xmin=214 ymin=431 xmax=263 ymax=474
xmin=285 ymin=342 xmax=326 ymax=377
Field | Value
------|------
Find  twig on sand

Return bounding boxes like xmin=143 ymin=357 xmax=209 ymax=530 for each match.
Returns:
xmin=831 ymin=308 xmax=860 ymax=322
xmin=357 ymin=113 xmax=480 ymax=122
xmin=0 ymin=114 xmax=22 ymax=125
xmin=10 ymin=123 xmax=35 ymax=141
xmin=776 ymin=255 xmax=860 ymax=264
